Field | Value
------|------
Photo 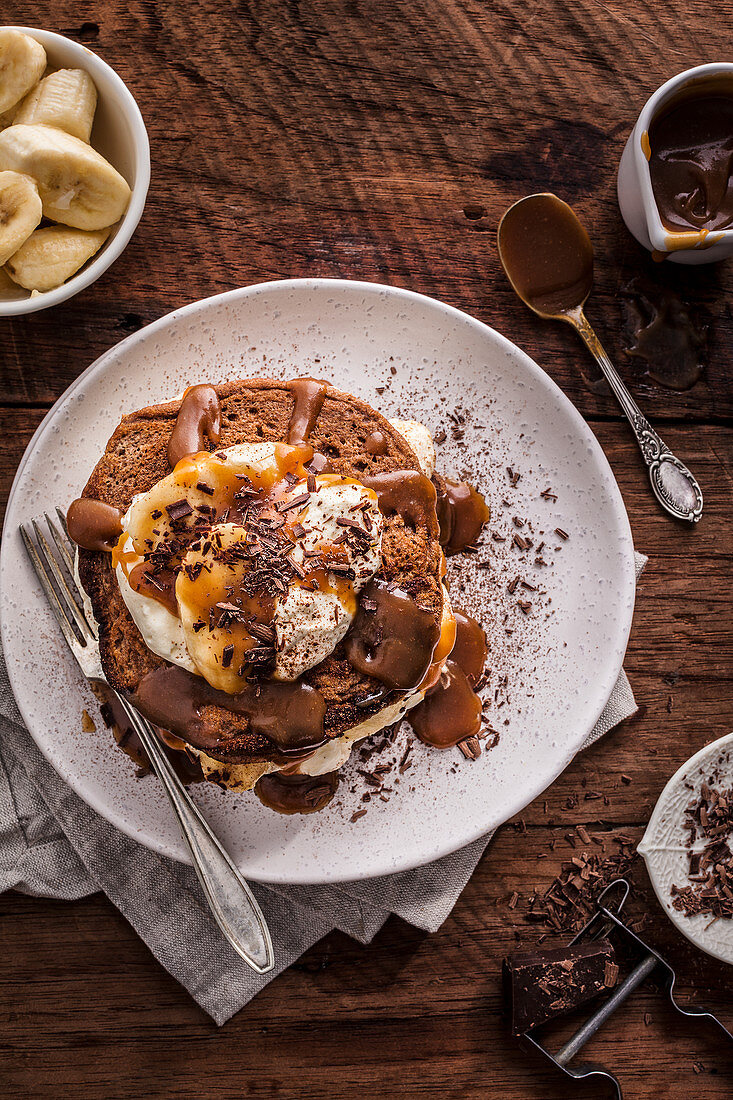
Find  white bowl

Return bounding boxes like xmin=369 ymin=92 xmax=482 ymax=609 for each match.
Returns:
xmin=0 ymin=26 xmax=150 ymax=315
xmin=617 ymin=63 xmax=733 ymax=265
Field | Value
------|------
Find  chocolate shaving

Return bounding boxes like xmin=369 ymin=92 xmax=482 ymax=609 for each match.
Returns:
xmin=166 ymin=499 xmax=194 ymax=521
xmin=275 ymin=492 xmax=310 ymax=513
xmin=671 ymin=777 xmax=733 ymax=923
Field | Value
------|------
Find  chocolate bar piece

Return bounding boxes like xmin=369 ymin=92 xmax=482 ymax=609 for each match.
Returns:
xmin=503 ymin=938 xmax=618 ymax=1034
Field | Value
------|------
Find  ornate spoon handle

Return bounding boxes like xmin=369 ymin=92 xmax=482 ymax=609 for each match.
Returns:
xmin=566 ymin=306 xmax=703 ymax=523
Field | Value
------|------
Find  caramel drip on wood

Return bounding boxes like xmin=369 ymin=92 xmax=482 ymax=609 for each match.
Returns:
xmin=167 ymin=384 xmax=222 ymax=468
xmin=132 ymin=664 xmax=327 ymax=758
xmin=286 ymin=378 xmax=328 ymax=445
xmin=67 ymin=497 xmax=123 ymax=552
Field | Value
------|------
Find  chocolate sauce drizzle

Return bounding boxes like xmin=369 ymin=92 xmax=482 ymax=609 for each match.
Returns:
xmin=66 ymin=497 xmax=123 ymax=552
xmin=361 ymin=470 xmax=438 ymax=530
xmin=437 ymin=478 xmax=490 ymax=555
xmin=449 ymin=609 xmax=488 ymax=686
xmin=408 ymin=660 xmax=483 ymax=748
xmin=94 ymin=682 xmax=203 ymax=784
xmin=167 ymin=384 xmax=222 ymax=468
xmin=364 ymin=429 xmax=389 ymax=455
xmin=407 ymin=608 xmax=487 ymax=749
xmin=344 ymin=578 xmax=440 ymax=690
xmin=254 ymin=769 xmax=339 ymax=815
xmin=132 ymin=664 xmax=327 ymax=759
xmin=286 ymin=378 xmax=328 ymax=445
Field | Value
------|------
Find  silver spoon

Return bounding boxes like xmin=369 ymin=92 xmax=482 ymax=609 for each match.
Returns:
xmin=497 ymin=193 xmax=703 ymax=523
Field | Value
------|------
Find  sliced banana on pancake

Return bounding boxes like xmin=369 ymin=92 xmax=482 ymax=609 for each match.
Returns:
xmin=124 ymin=443 xmax=279 ymax=555
xmin=176 ymin=522 xmax=264 ymax=694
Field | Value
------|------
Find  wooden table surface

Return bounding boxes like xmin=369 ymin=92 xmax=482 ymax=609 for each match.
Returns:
xmin=1 ymin=2 xmax=732 ymax=1096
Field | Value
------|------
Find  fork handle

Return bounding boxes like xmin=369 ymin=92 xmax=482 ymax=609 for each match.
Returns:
xmin=114 ymin=693 xmax=274 ymax=974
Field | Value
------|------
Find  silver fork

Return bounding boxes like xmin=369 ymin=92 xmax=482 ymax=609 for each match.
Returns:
xmin=20 ymin=510 xmax=274 ymax=975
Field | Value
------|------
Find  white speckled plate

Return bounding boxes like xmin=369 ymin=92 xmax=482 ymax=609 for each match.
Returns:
xmin=639 ymin=732 xmax=733 ymax=965
xmin=1 ymin=279 xmax=635 ymax=884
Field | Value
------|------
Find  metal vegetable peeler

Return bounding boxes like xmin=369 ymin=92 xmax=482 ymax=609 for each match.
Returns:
xmin=518 ymin=879 xmax=732 ymax=1098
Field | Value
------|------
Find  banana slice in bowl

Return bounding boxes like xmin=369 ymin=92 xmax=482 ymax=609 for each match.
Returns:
xmin=0 ymin=170 xmax=42 ymax=265
xmin=14 ymin=68 xmax=98 ymax=143
xmin=0 ymin=125 xmax=132 ymax=231
xmin=0 ymin=27 xmax=46 ymax=115
xmin=0 ymin=27 xmax=149 ymax=315
xmin=5 ymin=225 xmax=110 ymax=292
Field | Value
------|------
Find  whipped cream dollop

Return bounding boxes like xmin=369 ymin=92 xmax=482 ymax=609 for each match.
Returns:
xmin=388 ymin=418 xmax=436 ymax=478
xmin=115 ymin=442 xmax=383 ymax=685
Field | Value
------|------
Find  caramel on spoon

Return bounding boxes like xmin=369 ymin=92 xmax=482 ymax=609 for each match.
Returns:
xmin=497 ymin=193 xmax=703 ymax=523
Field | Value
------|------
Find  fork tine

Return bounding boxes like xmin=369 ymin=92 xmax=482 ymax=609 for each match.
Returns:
xmin=55 ymin=506 xmax=70 ymax=539
xmin=31 ymin=519 xmax=92 ymax=641
xmin=21 ymin=524 xmax=83 ymax=651
xmin=51 ymin=509 xmax=100 ymax=643
xmin=46 ymin=511 xmax=76 ymax=574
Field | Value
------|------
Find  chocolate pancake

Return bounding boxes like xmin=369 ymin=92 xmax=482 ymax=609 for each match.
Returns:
xmin=77 ymin=379 xmax=445 ymax=766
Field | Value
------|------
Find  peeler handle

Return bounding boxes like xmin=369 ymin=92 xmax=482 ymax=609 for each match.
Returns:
xmin=555 ymin=953 xmax=658 ymax=1066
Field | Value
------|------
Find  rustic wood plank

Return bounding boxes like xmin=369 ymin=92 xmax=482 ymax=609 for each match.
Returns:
xmin=0 ymin=1 xmax=731 ymax=419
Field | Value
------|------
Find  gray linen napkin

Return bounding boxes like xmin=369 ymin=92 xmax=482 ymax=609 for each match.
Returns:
xmin=0 ymin=553 xmax=646 ymax=1025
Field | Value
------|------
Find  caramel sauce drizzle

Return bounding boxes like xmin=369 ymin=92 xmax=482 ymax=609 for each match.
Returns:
xmin=128 ymin=561 xmax=179 ymax=616
xmin=167 ymin=384 xmax=222 ymax=468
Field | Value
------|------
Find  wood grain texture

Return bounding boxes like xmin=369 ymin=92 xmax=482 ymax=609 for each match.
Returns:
xmin=1 ymin=1 xmax=732 ymax=1097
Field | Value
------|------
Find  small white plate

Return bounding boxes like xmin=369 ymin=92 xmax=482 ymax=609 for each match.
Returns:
xmin=1 ymin=279 xmax=636 ymax=884
xmin=639 ymin=732 xmax=733 ymax=965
